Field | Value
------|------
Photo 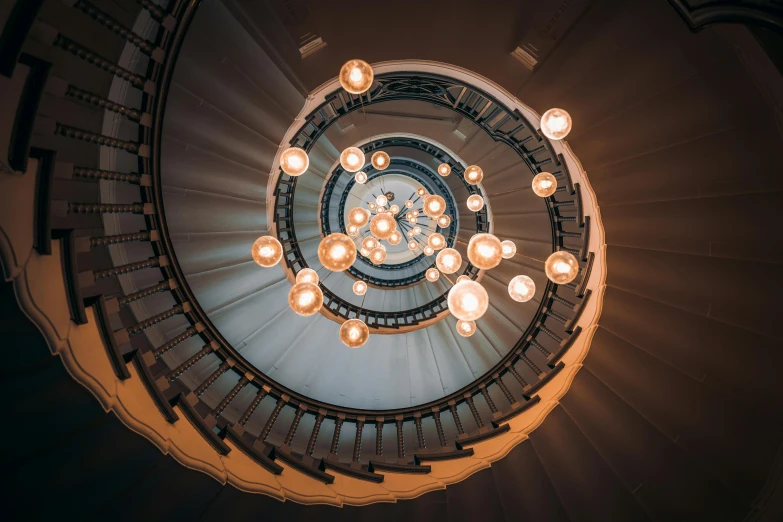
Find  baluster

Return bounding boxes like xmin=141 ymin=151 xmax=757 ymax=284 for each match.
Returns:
xmin=521 ymin=354 xmax=544 ymax=376
xmin=260 ymin=399 xmax=286 ymax=442
xmin=465 ymin=395 xmax=484 ymax=428
xmin=71 ymin=0 xmax=161 ymax=60
xmin=432 ymin=409 xmax=447 ymax=447
xmin=528 ymin=337 xmax=552 ymax=358
xmin=153 ymin=324 xmax=201 ymax=359
xmin=395 ymin=416 xmax=405 ymax=458
xmin=238 ymin=388 xmax=267 ymax=426
xmin=448 ymin=401 xmax=465 ymax=435
xmin=539 ymin=324 xmax=564 ymax=344
xmin=117 ymin=280 xmax=172 ymax=306
xmin=506 ymin=363 xmax=530 ymax=388
xmin=494 ymin=374 xmax=516 ymax=405
xmin=551 ymin=293 xmax=577 ymax=309
xmin=375 ymin=419 xmax=383 ymax=457
xmin=480 ymin=384 xmax=498 ymax=413
xmin=55 ymin=123 xmax=143 ymax=154
xmin=64 ymin=84 xmax=144 ymax=122
xmin=90 ymin=230 xmax=156 ymax=247
xmin=306 ymin=411 xmax=325 ymax=456
xmin=127 ymin=303 xmax=187 ymax=337
xmin=214 ymin=376 xmax=248 ymax=418
xmin=165 ymin=342 xmax=213 ymax=382
xmin=352 ymin=418 xmax=365 ymax=462
xmin=94 ymin=256 xmax=166 ymax=280
xmin=329 ymin=415 xmax=344 ymax=455
xmin=194 ymin=361 xmax=229 ymax=397
xmin=546 ymin=308 xmax=569 ymax=325
xmin=51 ymin=33 xmax=148 ymax=89
xmin=283 ymin=405 xmax=306 ymax=446
xmin=68 ymin=202 xmax=149 ymax=215
xmin=136 ymin=0 xmax=168 ymax=23
xmin=413 ymin=414 xmax=426 ymax=449
xmin=72 ymin=166 xmax=144 ymax=184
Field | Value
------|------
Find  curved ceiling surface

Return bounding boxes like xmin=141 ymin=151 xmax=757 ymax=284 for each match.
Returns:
xmin=158 ymin=0 xmax=552 ymax=410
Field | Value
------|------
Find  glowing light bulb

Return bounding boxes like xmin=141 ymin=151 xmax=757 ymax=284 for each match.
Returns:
xmin=426 ymin=267 xmax=440 ymax=282
xmin=370 ymin=212 xmax=396 ymax=240
xmin=438 ymin=163 xmax=451 ymax=177
xmin=405 ymin=200 xmax=413 ymax=208
xmin=252 ymin=236 xmax=283 ymax=267
xmin=540 ymin=108 xmax=572 ymax=140
xmin=376 ymin=194 xmax=388 ymax=207
xmin=508 ymin=275 xmax=535 ymax=302
xmin=545 ymin=251 xmax=579 ymax=284
xmin=369 ymin=246 xmax=387 ymax=265
xmin=531 ymin=172 xmax=558 ymax=197
xmin=368 ymin=202 xmax=377 ymax=210
xmin=413 ymin=226 xmax=421 ymax=235
xmin=388 ymin=231 xmax=402 ymax=245
xmin=389 ymin=204 xmax=399 ymax=214
xmin=464 ymin=165 xmax=483 ymax=185
xmin=428 ymin=233 xmax=446 ymax=250
xmin=296 ymin=268 xmax=319 ymax=284
xmin=348 ymin=207 xmax=370 ymax=228
xmin=340 ymin=318 xmax=369 ymax=348
xmin=447 ymin=280 xmax=489 ymax=321
xmin=408 ymin=240 xmax=418 ymax=251
xmin=340 ymin=147 xmax=365 ymax=172
xmin=318 ymin=233 xmax=357 ymax=271
xmin=353 ymin=280 xmax=367 ymax=296
xmin=412 ymin=210 xmax=419 ymax=217
xmin=466 ymin=194 xmax=484 ymax=212
xmin=456 ymin=319 xmax=476 ymax=337
xmin=339 ymin=59 xmax=374 ymax=94
xmin=407 ymin=230 xmax=415 ymax=238
xmin=288 ymin=282 xmax=323 ymax=316
xmin=408 ymin=217 xmax=417 ymax=225
xmin=346 ymin=224 xmax=359 ymax=237
xmin=362 ymin=237 xmax=378 ymax=251
xmin=424 ymin=246 xmax=435 ymax=256
xmin=355 ymin=171 xmax=368 ymax=184
xmin=423 ymin=194 xmax=447 ymax=218
xmin=371 ymin=151 xmax=390 ymax=170
xmin=436 ymin=248 xmax=462 ymax=274
xmin=280 ymin=147 xmax=309 ymax=176
xmin=360 ymin=247 xmax=370 ymax=257
xmin=437 ymin=215 xmax=452 ymax=228
xmin=467 ymin=233 xmax=503 ymax=270
xmin=456 ymin=275 xmax=470 ymax=283
xmin=417 ymin=187 xmax=427 ymax=197
xmin=501 ymin=240 xmax=516 ymax=259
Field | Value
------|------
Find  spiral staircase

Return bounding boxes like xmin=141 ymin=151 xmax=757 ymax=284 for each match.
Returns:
xmin=2 ymin=0 xmax=783 ymax=520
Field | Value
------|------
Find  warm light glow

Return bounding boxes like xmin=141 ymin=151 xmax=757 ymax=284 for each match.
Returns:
xmin=540 ymin=108 xmax=572 ymax=140
xmin=360 ymin=247 xmax=370 ymax=257
xmin=531 ymin=172 xmax=558 ymax=197
xmin=423 ymin=194 xmax=447 ymax=218
xmin=340 ymin=147 xmax=365 ymax=172
xmin=501 ymin=240 xmax=516 ymax=259
xmin=447 ymin=280 xmax=489 ymax=321
xmin=424 ymin=246 xmax=435 ymax=256
xmin=288 ymin=281 xmax=323 ymax=316
xmin=370 ymin=212 xmax=396 ymax=240
xmin=437 ymin=215 xmax=452 ymax=228
xmin=340 ymin=318 xmax=369 ymax=348
xmin=438 ymin=163 xmax=452 ymax=177
xmin=405 ymin=200 xmax=413 ymax=208
xmin=376 ymin=194 xmax=388 ymax=207
xmin=369 ymin=246 xmax=387 ymax=265
xmin=428 ymin=233 xmax=446 ymax=250
xmin=412 ymin=210 xmax=419 ymax=217
xmin=348 ymin=207 xmax=370 ymax=228
xmin=296 ymin=268 xmax=319 ymax=284
xmin=413 ymin=226 xmax=421 ymax=235
xmin=456 ymin=319 xmax=476 ymax=337
xmin=280 ymin=147 xmax=309 ymax=176
xmin=362 ymin=237 xmax=378 ymax=251
xmin=457 ymin=275 xmax=470 ymax=283
xmin=426 ymin=267 xmax=440 ymax=282
xmin=466 ymin=194 xmax=485 ymax=212
xmin=408 ymin=217 xmax=417 ymax=225
xmin=388 ymin=230 xmax=402 ymax=245
xmin=371 ymin=151 xmax=390 ymax=170
xmin=545 ymin=251 xmax=579 ymax=284
xmin=389 ymin=204 xmax=399 ymax=214
xmin=355 ymin=171 xmax=368 ymax=184
xmin=508 ymin=275 xmax=535 ymax=302
xmin=318 ymin=233 xmax=357 ymax=271
xmin=467 ymin=233 xmax=503 ymax=270
xmin=407 ymin=230 xmax=415 ymax=238
xmin=408 ymin=240 xmax=418 ymax=250
xmin=346 ymin=224 xmax=359 ymax=237
xmin=339 ymin=59 xmax=374 ymax=94
xmin=464 ymin=165 xmax=483 ymax=185
xmin=251 ymin=236 xmax=283 ymax=267
xmin=417 ymin=187 xmax=427 ymax=197
xmin=353 ymin=280 xmax=367 ymax=296
xmin=436 ymin=248 xmax=462 ymax=274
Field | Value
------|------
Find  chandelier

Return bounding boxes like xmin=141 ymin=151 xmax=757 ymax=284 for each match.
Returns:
xmin=253 ymin=60 xmax=576 ymax=347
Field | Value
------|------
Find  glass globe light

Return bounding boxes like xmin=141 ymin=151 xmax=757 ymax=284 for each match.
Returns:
xmin=413 ymin=226 xmax=421 ymax=235
xmin=296 ymin=268 xmax=319 ymax=284
xmin=464 ymin=165 xmax=483 ymax=185
xmin=348 ymin=207 xmax=370 ymax=228
xmin=251 ymin=236 xmax=283 ymax=267
xmin=288 ymin=281 xmax=323 ymax=316
xmin=508 ymin=275 xmax=536 ymax=302
xmin=501 ymin=240 xmax=517 ymax=259
xmin=424 ymin=246 xmax=435 ymax=256
xmin=355 ymin=171 xmax=368 ymax=184
xmin=339 ymin=59 xmax=374 ymax=94
xmin=438 ymin=163 xmax=451 ymax=177
xmin=376 ymin=206 xmax=386 ymax=214
xmin=456 ymin=319 xmax=476 ymax=337
xmin=362 ymin=237 xmax=378 ymax=251
xmin=447 ymin=280 xmax=489 ymax=321
xmin=369 ymin=212 xmax=396 ymax=240
xmin=408 ymin=219 xmax=417 ymax=226
xmin=388 ymin=231 xmax=402 ymax=245
xmin=426 ymin=267 xmax=440 ymax=282
xmin=369 ymin=246 xmax=387 ymax=265
xmin=467 ymin=233 xmax=503 ymax=270
xmin=436 ymin=248 xmax=462 ymax=274
xmin=353 ymin=280 xmax=367 ymax=296
xmin=428 ymin=233 xmax=446 ymax=250
xmin=389 ymin=204 xmax=399 ymax=214
xmin=346 ymin=224 xmax=360 ymax=237
xmin=531 ymin=172 xmax=558 ymax=197
xmin=457 ymin=275 xmax=470 ymax=283
xmin=540 ymin=108 xmax=572 ymax=140
xmin=423 ymin=194 xmax=447 ymax=218
xmin=407 ymin=230 xmax=415 ymax=238
xmin=340 ymin=318 xmax=369 ymax=348
xmin=318 ymin=233 xmax=357 ymax=272
xmin=368 ymin=201 xmax=377 ymax=210
xmin=280 ymin=147 xmax=309 ymax=177
xmin=437 ymin=215 xmax=452 ymax=228
xmin=416 ymin=187 xmax=427 ymax=197
xmin=412 ymin=210 xmax=419 ymax=217
xmin=371 ymin=151 xmax=390 ymax=170
xmin=375 ymin=194 xmax=387 ymax=207
xmin=545 ymin=251 xmax=579 ymax=284
xmin=405 ymin=200 xmax=413 ymax=208
xmin=360 ymin=247 xmax=370 ymax=257
xmin=408 ymin=240 xmax=418 ymax=251
xmin=466 ymin=194 xmax=485 ymax=212
xmin=340 ymin=147 xmax=365 ymax=172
